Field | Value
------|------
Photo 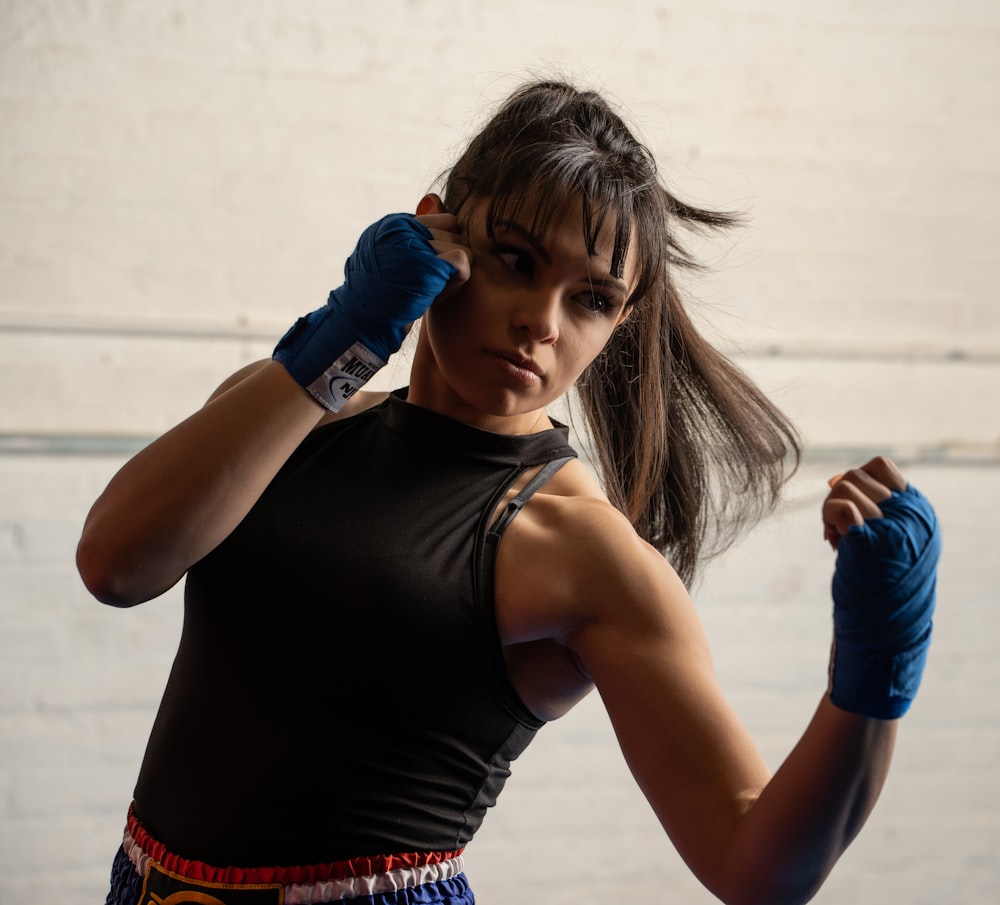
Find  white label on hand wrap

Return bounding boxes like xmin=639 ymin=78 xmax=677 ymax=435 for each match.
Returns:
xmin=305 ymin=341 xmax=386 ymax=412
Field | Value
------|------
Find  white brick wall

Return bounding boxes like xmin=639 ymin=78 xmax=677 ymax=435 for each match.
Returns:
xmin=2 ymin=2 xmax=998 ymax=902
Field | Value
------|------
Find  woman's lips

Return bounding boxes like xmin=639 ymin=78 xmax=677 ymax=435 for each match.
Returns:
xmin=488 ymin=349 xmax=543 ymax=384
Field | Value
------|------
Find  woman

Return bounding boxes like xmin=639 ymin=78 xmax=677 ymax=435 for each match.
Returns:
xmin=78 ymin=80 xmax=939 ymax=905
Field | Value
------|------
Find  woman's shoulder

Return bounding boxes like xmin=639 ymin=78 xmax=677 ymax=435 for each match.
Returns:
xmin=495 ymin=456 xmax=685 ymax=653
xmin=513 ymin=459 xmax=664 ymax=591
xmin=533 ymin=458 xmax=634 ymax=534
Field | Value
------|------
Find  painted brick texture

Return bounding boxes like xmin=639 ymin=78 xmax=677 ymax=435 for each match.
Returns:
xmin=1 ymin=2 xmax=998 ymax=902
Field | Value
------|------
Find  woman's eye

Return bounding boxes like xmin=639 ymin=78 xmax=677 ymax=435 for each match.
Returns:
xmin=496 ymin=249 xmax=534 ymax=276
xmin=576 ymin=291 xmax=613 ymax=315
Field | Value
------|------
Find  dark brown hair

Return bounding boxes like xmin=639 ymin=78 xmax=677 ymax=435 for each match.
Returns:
xmin=441 ymin=80 xmax=800 ymax=584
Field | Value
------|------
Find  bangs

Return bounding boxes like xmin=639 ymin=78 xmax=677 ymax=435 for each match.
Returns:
xmin=440 ymin=82 xmax=674 ymax=306
xmin=481 ymin=146 xmax=637 ymax=284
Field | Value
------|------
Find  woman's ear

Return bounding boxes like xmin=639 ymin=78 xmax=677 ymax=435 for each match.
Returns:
xmin=416 ymin=193 xmax=448 ymax=216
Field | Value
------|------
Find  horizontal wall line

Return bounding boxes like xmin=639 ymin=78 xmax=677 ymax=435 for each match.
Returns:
xmin=2 ymin=432 xmax=998 ymax=466
xmin=0 ymin=314 xmax=279 ymax=343
xmin=1 ymin=314 xmax=999 ymax=363
xmin=0 ymin=434 xmax=153 ymax=456
xmin=730 ymin=344 xmax=1000 ymax=364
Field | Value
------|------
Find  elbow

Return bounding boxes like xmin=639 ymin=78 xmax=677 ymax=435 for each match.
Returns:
xmin=713 ymin=869 xmax=827 ymax=905
xmin=704 ymin=850 xmax=830 ymax=905
xmin=723 ymin=890 xmax=819 ymax=905
xmin=76 ymin=533 xmax=145 ymax=608
xmin=714 ymin=887 xmax=816 ymax=905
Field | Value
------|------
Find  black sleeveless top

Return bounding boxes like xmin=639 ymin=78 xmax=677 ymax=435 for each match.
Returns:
xmin=132 ymin=390 xmax=577 ymax=866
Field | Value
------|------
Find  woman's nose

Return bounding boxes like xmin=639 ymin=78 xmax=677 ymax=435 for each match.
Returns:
xmin=511 ymin=288 xmax=560 ymax=343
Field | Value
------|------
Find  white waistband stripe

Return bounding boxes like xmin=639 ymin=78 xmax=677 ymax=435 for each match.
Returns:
xmin=122 ymin=829 xmax=465 ymax=904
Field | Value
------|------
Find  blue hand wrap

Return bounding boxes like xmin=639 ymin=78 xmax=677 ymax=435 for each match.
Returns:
xmin=273 ymin=213 xmax=456 ymax=410
xmin=829 ymin=484 xmax=941 ymax=719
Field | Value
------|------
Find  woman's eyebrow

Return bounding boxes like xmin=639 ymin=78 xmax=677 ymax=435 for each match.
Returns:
xmin=493 ymin=220 xmax=628 ymax=292
xmin=492 ymin=221 xmax=552 ymax=264
xmin=586 ymin=274 xmax=629 ymax=294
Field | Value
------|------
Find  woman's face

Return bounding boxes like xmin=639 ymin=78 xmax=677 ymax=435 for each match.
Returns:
xmin=411 ymin=196 xmax=637 ymax=434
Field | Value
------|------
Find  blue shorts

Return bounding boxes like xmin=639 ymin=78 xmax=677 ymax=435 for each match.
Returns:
xmin=105 ymin=804 xmax=475 ymax=905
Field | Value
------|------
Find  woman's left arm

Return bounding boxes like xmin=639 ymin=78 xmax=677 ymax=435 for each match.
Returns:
xmin=563 ymin=458 xmax=936 ymax=905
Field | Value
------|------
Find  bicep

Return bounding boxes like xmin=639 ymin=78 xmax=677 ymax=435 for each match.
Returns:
xmin=566 ymin=542 xmax=771 ymax=886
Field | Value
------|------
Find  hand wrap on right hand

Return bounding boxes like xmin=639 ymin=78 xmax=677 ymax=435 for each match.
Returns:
xmin=829 ymin=484 xmax=941 ymax=719
xmin=273 ymin=213 xmax=456 ymax=411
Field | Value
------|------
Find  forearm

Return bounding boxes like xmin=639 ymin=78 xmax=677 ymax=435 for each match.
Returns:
xmin=723 ymin=696 xmax=897 ymax=905
xmin=77 ymin=361 xmax=324 ymax=606
xmin=717 ymin=468 xmax=936 ymax=904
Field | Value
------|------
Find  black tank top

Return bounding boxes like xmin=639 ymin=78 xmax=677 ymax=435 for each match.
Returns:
xmin=132 ymin=390 xmax=577 ymax=866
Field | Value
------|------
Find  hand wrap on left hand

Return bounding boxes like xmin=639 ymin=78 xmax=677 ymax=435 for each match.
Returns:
xmin=829 ymin=484 xmax=941 ymax=719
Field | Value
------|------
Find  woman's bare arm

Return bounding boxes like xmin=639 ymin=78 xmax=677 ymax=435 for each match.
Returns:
xmin=558 ymin=501 xmax=899 ymax=905
xmin=76 ymin=360 xmax=327 ymax=607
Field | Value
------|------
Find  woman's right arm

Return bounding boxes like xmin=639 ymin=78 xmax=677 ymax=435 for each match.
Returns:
xmin=79 ymin=206 xmax=470 ymax=608
xmin=77 ymin=205 xmax=470 ymax=608
xmin=76 ymin=360 xmax=329 ymax=607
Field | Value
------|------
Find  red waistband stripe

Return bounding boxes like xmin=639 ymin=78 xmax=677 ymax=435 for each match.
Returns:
xmin=122 ymin=805 xmax=466 ymax=903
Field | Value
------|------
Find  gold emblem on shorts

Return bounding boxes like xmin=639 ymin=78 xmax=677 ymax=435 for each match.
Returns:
xmin=139 ymin=860 xmax=284 ymax=905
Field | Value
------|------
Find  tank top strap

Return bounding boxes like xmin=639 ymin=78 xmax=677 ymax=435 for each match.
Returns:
xmin=486 ymin=455 xmax=576 ymax=538
xmin=473 ymin=455 xmax=576 ymax=728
